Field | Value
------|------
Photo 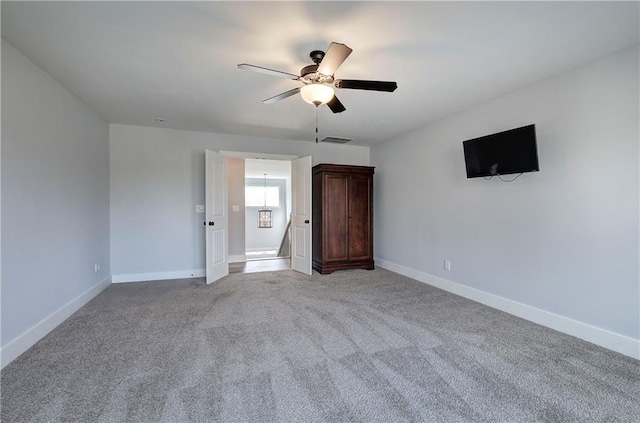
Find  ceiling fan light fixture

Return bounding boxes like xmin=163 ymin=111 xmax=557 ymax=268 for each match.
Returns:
xmin=300 ymin=83 xmax=334 ymax=106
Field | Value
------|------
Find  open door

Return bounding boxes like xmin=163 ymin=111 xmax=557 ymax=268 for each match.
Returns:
xmin=291 ymin=156 xmax=312 ymax=275
xmin=205 ymin=150 xmax=229 ymax=284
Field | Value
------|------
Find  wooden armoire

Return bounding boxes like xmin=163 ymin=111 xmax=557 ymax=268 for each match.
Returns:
xmin=312 ymin=164 xmax=374 ymax=274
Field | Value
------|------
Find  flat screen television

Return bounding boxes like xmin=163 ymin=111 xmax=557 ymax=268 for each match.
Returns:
xmin=463 ymin=124 xmax=539 ymax=178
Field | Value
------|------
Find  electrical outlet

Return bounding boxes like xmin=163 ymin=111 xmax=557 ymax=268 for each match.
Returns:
xmin=94 ymin=263 xmax=99 ymax=273
xmin=444 ymin=260 xmax=451 ymax=271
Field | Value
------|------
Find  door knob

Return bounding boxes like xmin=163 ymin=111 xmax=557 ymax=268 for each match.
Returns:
xmin=304 ymin=220 xmax=310 ymax=224
xmin=208 ymin=221 xmax=215 ymax=226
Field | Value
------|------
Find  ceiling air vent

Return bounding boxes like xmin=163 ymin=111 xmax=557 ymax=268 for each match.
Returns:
xmin=320 ymin=136 xmax=352 ymax=144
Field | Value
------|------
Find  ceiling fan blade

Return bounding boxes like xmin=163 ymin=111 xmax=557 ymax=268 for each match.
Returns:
xmin=317 ymin=42 xmax=353 ymax=76
xmin=326 ymin=96 xmax=346 ymax=113
xmin=263 ymin=87 xmax=300 ymax=104
xmin=238 ymin=63 xmax=300 ymax=80
xmin=335 ymin=79 xmax=398 ymax=92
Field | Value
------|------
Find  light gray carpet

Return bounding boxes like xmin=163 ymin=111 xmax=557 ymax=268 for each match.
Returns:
xmin=2 ymin=268 xmax=639 ymax=422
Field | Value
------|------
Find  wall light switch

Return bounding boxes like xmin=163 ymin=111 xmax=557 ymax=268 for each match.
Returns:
xmin=195 ymin=205 xmax=205 ymax=213
xmin=232 ymin=205 xmax=240 ymax=212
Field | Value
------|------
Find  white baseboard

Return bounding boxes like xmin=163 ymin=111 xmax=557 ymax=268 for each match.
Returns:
xmin=1 ymin=276 xmax=112 ymax=369
xmin=229 ymin=254 xmax=246 ymax=263
xmin=112 ymin=269 xmax=205 ymax=283
xmin=375 ymin=258 xmax=640 ymax=360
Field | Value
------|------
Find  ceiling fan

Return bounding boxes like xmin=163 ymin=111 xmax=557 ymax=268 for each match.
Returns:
xmin=238 ymin=42 xmax=397 ymax=113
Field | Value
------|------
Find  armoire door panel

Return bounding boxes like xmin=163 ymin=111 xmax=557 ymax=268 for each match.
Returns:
xmin=348 ymin=175 xmax=372 ymax=260
xmin=324 ymin=174 xmax=349 ymax=261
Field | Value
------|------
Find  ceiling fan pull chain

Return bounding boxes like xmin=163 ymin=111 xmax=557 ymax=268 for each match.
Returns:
xmin=315 ymin=106 xmax=319 ymax=143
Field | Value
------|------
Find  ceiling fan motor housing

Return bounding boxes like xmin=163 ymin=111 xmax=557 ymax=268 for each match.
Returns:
xmin=300 ymin=64 xmax=334 ymax=85
xmin=300 ymin=64 xmax=319 ymax=78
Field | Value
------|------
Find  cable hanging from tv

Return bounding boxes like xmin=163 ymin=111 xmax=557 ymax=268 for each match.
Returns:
xmin=484 ymin=173 xmax=523 ymax=182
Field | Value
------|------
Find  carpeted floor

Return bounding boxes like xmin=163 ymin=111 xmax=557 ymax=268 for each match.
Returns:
xmin=2 ymin=268 xmax=639 ymax=422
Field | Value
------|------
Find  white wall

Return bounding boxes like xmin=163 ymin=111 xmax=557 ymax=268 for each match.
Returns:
xmin=372 ymin=45 xmax=639 ymax=358
xmin=1 ymin=40 xmax=111 ymax=366
xmin=110 ymin=124 xmax=369 ymax=281
xmin=244 ymin=159 xmax=292 ymax=257
xmin=245 ymin=178 xmax=287 ymax=253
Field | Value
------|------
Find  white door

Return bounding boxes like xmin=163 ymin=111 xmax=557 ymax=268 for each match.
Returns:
xmin=205 ymin=150 xmax=229 ymax=284
xmin=291 ymin=156 xmax=312 ymax=275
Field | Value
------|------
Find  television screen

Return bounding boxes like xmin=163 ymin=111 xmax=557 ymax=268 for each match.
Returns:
xmin=463 ymin=124 xmax=539 ymax=178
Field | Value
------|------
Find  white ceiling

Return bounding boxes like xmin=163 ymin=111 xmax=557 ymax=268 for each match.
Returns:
xmin=2 ymin=2 xmax=638 ymax=146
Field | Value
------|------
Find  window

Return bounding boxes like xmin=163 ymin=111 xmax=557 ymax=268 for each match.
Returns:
xmin=245 ymin=185 xmax=280 ymax=208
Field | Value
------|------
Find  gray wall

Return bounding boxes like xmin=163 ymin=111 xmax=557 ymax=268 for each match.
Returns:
xmin=371 ymin=46 xmax=639 ymax=342
xmin=1 ymin=40 xmax=110 ymax=347
xmin=227 ymin=158 xmax=246 ymax=260
xmin=110 ymin=124 xmax=370 ymax=280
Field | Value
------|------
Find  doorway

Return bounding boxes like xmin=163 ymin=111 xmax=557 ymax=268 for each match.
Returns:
xmin=209 ymin=151 xmax=312 ymax=278
xmin=243 ymin=158 xmax=292 ymax=272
